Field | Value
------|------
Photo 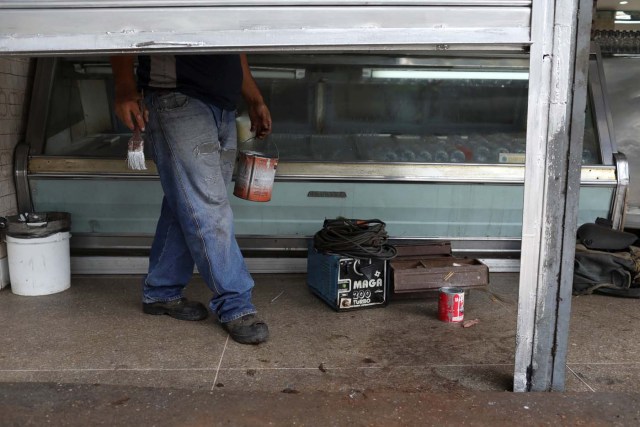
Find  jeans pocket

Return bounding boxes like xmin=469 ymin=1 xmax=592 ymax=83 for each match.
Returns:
xmin=155 ymin=92 xmax=190 ymax=112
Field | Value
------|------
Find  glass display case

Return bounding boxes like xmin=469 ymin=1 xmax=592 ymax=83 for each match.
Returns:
xmin=16 ymin=52 xmax=625 ymax=260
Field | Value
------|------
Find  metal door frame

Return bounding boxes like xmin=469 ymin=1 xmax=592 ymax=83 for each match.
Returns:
xmin=514 ymin=0 xmax=592 ymax=391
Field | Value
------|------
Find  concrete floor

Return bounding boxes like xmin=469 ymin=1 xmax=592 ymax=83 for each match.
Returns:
xmin=0 ymin=272 xmax=639 ymax=425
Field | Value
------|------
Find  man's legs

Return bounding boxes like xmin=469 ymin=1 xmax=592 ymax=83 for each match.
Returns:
xmin=145 ymin=196 xmax=196 ymax=302
xmin=143 ymin=91 xmax=265 ymax=338
xmin=141 ymin=196 xmax=209 ymax=321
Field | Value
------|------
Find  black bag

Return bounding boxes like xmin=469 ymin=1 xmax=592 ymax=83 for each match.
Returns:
xmin=577 ymin=222 xmax=637 ymax=251
xmin=573 ymin=220 xmax=640 ymax=297
xmin=573 ymin=244 xmax=640 ymax=296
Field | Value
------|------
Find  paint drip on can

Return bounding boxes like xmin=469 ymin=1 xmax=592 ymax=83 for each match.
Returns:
xmin=438 ymin=287 xmax=464 ymax=322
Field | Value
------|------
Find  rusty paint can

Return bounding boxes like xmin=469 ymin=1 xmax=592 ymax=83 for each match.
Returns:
xmin=438 ymin=287 xmax=464 ymax=322
xmin=233 ymin=150 xmax=278 ymax=202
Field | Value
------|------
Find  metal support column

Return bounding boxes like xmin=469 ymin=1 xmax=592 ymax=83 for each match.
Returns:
xmin=514 ymin=0 xmax=593 ymax=392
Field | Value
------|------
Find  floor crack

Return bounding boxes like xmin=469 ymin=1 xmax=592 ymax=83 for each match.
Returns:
xmin=566 ymin=364 xmax=596 ymax=392
xmin=212 ymin=335 xmax=229 ymax=391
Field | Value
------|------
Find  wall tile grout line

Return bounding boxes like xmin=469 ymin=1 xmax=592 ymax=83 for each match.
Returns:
xmin=211 ymin=335 xmax=230 ymax=391
xmin=0 ymin=368 xmax=220 ymax=372
xmin=567 ymin=362 xmax=640 ymax=366
xmin=3 ymin=362 xmax=637 ymax=375
xmin=566 ymin=364 xmax=596 ymax=392
xmin=0 ymin=363 xmax=516 ymax=373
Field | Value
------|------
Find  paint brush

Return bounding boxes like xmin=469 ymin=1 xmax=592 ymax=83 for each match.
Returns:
xmin=127 ymin=126 xmax=146 ymax=170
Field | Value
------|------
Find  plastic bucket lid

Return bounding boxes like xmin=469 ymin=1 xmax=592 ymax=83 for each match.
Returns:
xmin=1 ymin=212 xmax=71 ymax=239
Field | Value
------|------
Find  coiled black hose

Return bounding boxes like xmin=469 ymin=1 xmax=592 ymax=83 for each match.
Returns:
xmin=313 ymin=218 xmax=397 ymax=260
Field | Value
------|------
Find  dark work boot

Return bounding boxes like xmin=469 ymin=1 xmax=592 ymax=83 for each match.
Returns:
xmin=222 ymin=314 xmax=269 ymax=344
xmin=143 ymin=298 xmax=208 ymax=321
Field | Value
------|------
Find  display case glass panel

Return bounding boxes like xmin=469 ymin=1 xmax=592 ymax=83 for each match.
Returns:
xmin=40 ymin=55 xmax=601 ymax=166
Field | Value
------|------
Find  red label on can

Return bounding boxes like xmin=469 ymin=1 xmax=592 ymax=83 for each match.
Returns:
xmin=438 ymin=287 xmax=464 ymax=322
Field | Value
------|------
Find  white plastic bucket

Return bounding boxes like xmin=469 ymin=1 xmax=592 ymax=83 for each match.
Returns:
xmin=6 ymin=231 xmax=71 ymax=296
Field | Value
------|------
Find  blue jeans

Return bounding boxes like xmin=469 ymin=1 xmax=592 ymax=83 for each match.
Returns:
xmin=142 ymin=91 xmax=256 ymax=323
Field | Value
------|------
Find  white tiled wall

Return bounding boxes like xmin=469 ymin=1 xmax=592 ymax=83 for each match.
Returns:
xmin=0 ymin=57 xmax=31 ymax=218
xmin=0 ymin=57 xmax=32 ymax=286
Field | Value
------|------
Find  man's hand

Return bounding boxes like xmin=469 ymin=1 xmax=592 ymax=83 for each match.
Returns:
xmin=110 ymin=56 xmax=146 ymax=131
xmin=248 ymin=102 xmax=272 ymax=140
xmin=114 ymin=91 xmax=146 ymax=132
xmin=240 ymin=54 xmax=272 ymax=140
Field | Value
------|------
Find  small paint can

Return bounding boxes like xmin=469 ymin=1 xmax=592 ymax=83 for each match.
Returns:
xmin=233 ymin=150 xmax=278 ymax=202
xmin=438 ymin=287 xmax=464 ymax=323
